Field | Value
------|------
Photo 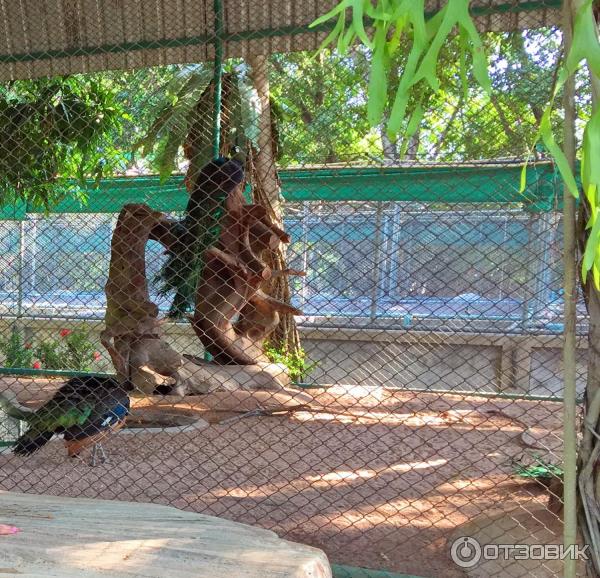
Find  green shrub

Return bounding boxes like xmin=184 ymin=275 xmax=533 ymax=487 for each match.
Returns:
xmin=35 ymin=328 xmax=100 ymax=372
xmin=513 ymin=456 xmax=563 ymax=481
xmin=0 ymin=326 xmax=102 ymax=371
xmin=264 ymin=342 xmax=317 ymax=382
xmin=0 ymin=329 xmax=34 ymax=368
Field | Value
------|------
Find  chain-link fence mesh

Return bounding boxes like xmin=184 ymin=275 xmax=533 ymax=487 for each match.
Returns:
xmin=0 ymin=1 xmax=589 ymax=577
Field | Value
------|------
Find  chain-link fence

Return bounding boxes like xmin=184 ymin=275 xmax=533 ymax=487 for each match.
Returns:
xmin=0 ymin=2 xmax=589 ymax=577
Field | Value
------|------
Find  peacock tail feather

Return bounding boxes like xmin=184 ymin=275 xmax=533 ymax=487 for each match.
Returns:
xmin=158 ymin=196 xmax=227 ymax=318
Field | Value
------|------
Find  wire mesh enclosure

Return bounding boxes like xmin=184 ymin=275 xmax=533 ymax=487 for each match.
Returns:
xmin=0 ymin=1 xmax=590 ymax=577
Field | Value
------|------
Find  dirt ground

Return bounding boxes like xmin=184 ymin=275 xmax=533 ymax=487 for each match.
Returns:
xmin=0 ymin=378 xmax=566 ymax=578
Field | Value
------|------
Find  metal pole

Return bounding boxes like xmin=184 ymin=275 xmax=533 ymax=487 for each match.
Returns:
xmin=561 ymin=1 xmax=578 ymax=575
xmin=301 ymin=202 xmax=309 ymax=310
xmin=203 ymin=0 xmax=224 ymax=364
xmin=16 ymin=220 xmax=25 ymax=319
xmin=30 ymin=219 xmax=36 ymax=297
xmin=525 ymin=211 xmax=558 ymax=328
xmin=369 ymin=202 xmax=384 ymax=322
xmin=212 ymin=0 xmax=224 ymax=159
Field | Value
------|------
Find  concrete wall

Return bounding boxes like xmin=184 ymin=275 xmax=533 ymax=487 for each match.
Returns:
xmin=299 ymin=327 xmax=588 ymax=398
xmin=0 ymin=317 xmax=586 ymax=398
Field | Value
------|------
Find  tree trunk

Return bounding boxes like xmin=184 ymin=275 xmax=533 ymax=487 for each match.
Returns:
xmin=574 ymin=1 xmax=600 ymax=573
xmin=381 ymin=129 xmax=399 ymax=163
xmin=246 ymin=54 xmax=301 ymax=356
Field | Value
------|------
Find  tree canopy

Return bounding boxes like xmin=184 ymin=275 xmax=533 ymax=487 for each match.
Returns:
xmin=0 ymin=76 xmax=126 ymax=208
xmin=0 ymin=26 xmax=581 ymax=209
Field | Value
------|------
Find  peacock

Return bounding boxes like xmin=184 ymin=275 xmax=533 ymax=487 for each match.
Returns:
xmin=1 ymin=376 xmax=131 ymax=466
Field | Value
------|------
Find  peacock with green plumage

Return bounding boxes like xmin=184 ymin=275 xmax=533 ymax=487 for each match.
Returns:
xmin=0 ymin=376 xmax=131 ymax=465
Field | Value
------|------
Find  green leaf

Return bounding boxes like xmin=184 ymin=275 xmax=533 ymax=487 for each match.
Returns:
xmin=398 ymin=104 xmax=424 ymax=156
xmin=582 ymin=107 xmax=600 ymax=192
xmin=582 ymin=203 xmax=600 ymax=281
xmin=352 ymin=0 xmax=373 ymax=49
xmin=338 ymin=25 xmax=357 ymax=53
xmin=157 ymin=132 xmax=184 ymax=182
xmin=405 ymin=103 xmax=424 ymax=137
xmin=411 ymin=0 xmax=462 ymax=91
xmin=520 ymin=163 xmax=528 ymax=194
xmin=309 ymin=0 xmax=353 ymax=28
xmin=315 ymin=12 xmax=346 ymax=53
xmin=386 ymin=15 xmax=407 ymax=56
xmin=565 ymin=0 xmax=600 ymax=77
xmin=593 ymin=263 xmax=600 ymax=289
xmin=135 ymin=73 xmax=209 ymax=158
xmin=367 ymin=22 xmax=389 ymax=127
xmin=425 ymin=4 xmax=447 ymax=39
xmin=387 ymin=38 xmax=424 ymax=138
xmin=539 ymin=106 xmax=579 ymax=198
xmin=458 ymin=28 xmax=469 ymax=101
xmin=408 ymin=0 xmax=427 ymax=47
xmin=387 ymin=90 xmax=409 ymax=140
xmin=459 ymin=18 xmax=491 ymax=95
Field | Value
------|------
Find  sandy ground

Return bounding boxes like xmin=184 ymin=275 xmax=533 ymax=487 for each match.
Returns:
xmin=0 ymin=378 xmax=566 ymax=578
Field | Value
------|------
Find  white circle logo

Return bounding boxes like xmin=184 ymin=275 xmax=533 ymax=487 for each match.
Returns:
xmin=451 ymin=536 xmax=482 ymax=568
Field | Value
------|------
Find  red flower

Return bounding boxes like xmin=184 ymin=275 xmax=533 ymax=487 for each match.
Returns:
xmin=59 ymin=329 xmax=72 ymax=338
xmin=93 ymin=351 xmax=101 ymax=361
xmin=24 ymin=342 xmax=32 ymax=350
xmin=32 ymin=361 xmax=42 ymax=370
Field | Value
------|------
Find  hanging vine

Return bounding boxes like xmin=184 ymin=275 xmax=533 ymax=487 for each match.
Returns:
xmin=310 ymin=0 xmax=491 ymax=141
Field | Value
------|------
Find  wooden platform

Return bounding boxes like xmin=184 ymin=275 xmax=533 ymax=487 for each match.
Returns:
xmin=0 ymin=491 xmax=331 ymax=577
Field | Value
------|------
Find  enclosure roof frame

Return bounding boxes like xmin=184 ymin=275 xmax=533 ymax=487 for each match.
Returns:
xmin=0 ymin=0 xmax=562 ymax=81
